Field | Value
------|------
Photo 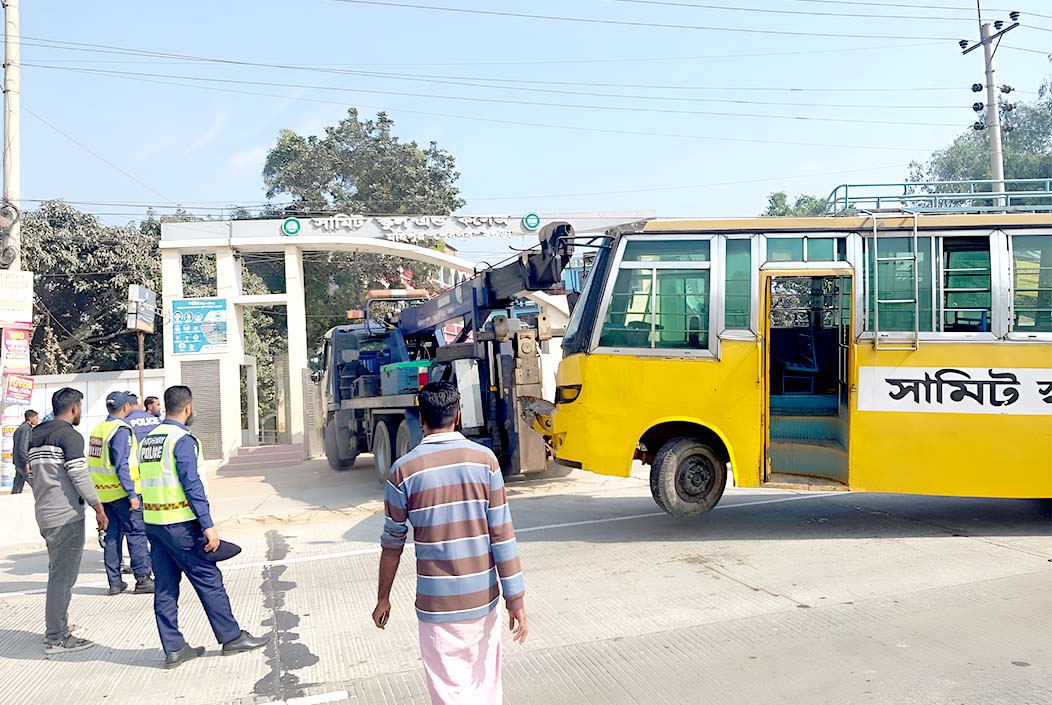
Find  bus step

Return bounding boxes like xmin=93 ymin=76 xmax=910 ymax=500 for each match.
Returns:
xmin=763 ymin=472 xmax=848 ymax=492
xmin=768 ymin=438 xmax=848 ymax=485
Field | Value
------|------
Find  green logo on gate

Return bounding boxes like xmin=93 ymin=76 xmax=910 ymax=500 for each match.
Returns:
xmin=281 ymin=217 xmax=301 ymax=236
xmin=522 ymin=213 xmax=541 ymax=231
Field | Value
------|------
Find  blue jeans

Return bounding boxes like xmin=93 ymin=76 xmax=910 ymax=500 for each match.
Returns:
xmin=146 ymin=521 xmax=241 ymax=653
xmin=103 ymin=496 xmax=152 ymax=585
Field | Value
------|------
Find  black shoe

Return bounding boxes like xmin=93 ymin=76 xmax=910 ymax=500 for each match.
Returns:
xmin=133 ymin=576 xmax=155 ymax=594
xmin=221 ymin=630 xmax=270 ymax=655
xmin=120 ymin=563 xmax=132 ymax=575
xmin=164 ymin=645 xmax=205 ymax=669
xmin=107 ymin=582 xmax=128 ymax=596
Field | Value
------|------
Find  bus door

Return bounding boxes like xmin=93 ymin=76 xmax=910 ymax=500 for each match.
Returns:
xmin=762 ymin=268 xmax=853 ymax=489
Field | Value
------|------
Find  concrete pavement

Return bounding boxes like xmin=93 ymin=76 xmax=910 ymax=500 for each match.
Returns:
xmin=0 ymin=456 xmax=1048 ymax=705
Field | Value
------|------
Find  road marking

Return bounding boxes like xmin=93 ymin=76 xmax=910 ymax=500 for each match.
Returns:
xmin=256 ymin=690 xmax=350 ymax=705
xmin=0 ymin=492 xmax=831 ymax=598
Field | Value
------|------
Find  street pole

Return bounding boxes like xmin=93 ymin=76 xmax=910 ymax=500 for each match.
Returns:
xmin=3 ymin=0 xmax=19 ymax=271
xmin=137 ymin=330 xmax=145 ymax=401
xmin=980 ymin=23 xmax=1006 ymax=206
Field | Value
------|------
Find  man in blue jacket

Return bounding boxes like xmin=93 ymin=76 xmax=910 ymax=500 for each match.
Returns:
xmin=125 ymin=394 xmax=162 ymax=443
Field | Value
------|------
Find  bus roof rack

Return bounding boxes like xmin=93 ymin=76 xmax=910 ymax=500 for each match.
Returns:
xmin=825 ymin=179 xmax=1052 ymax=215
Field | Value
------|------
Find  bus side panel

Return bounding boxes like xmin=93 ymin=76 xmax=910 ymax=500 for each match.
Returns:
xmin=850 ymin=344 xmax=1052 ymax=498
xmin=553 ymin=340 xmax=763 ymax=485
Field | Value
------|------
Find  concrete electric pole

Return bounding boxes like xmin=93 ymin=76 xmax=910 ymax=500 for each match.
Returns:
xmin=961 ymin=10 xmax=1020 ymax=208
xmin=2 ymin=0 xmax=18 ymax=271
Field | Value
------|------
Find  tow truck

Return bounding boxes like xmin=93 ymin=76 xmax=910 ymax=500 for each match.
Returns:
xmin=316 ymin=222 xmax=575 ymax=483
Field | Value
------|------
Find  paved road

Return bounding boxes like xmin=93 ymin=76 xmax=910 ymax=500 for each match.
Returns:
xmin=0 ymin=467 xmax=1049 ymax=705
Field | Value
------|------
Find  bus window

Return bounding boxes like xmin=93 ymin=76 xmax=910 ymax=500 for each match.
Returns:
xmin=942 ymin=237 xmax=992 ymax=332
xmin=767 ymin=238 xmax=804 ymax=262
xmin=866 ymin=237 xmax=935 ymax=333
xmin=724 ymin=239 xmax=752 ymax=330
xmin=623 ymin=239 xmax=710 ymax=262
xmin=599 ymin=269 xmax=654 ymax=347
xmin=1011 ymin=235 xmax=1052 ymax=333
xmin=654 ymin=270 xmax=710 ymax=349
xmin=599 ymin=267 xmax=711 ymax=350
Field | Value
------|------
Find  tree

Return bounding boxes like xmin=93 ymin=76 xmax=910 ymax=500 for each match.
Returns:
xmin=761 ymin=191 xmax=828 ymax=217
xmin=263 ymin=109 xmax=464 ymax=215
xmin=909 ymin=77 xmax=1052 ymax=185
xmin=23 ymin=201 xmax=165 ymax=374
xmin=262 ymin=109 xmax=459 ymax=348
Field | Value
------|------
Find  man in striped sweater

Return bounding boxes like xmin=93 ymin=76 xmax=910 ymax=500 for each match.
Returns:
xmin=373 ymin=381 xmax=528 ymax=705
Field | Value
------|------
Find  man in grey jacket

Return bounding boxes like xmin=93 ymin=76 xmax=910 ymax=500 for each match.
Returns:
xmin=28 ymin=387 xmax=109 ymax=654
xmin=11 ymin=409 xmax=39 ymax=494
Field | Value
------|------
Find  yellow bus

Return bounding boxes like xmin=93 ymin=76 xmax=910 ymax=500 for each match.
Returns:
xmin=550 ymin=185 xmax=1052 ymax=516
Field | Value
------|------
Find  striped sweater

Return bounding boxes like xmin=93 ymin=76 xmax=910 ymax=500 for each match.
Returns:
xmin=382 ymin=431 xmax=525 ymax=624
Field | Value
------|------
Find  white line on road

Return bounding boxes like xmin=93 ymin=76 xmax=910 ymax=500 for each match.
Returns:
xmin=0 ymin=492 xmax=831 ymax=598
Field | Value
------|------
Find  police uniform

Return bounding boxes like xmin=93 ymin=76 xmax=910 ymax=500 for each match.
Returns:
xmin=139 ymin=420 xmax=242 ymax=654
xmin=88 ymin=401 xmax=153 ymax=591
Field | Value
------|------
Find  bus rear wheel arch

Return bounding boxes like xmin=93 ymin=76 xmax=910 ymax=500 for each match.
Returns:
xmin=642 ymin=424 xmax=730 ymax=518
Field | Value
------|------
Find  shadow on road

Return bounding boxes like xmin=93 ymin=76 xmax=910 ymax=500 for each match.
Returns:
xmin=0 ymin=628 xmax=162 ymax=667
xmin=507 ymin=491 xmax=1052 ymax=544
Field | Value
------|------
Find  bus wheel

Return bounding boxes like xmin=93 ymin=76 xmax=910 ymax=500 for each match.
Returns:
xmin=650 ymin=437 xmax=727 ymax=518
xmin=373 ymin=419 xmax=395 ymax=486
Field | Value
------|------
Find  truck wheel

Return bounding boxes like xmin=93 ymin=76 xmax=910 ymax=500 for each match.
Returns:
xmin=324 ymin=420 xmax=355 ymax=471
xmin=650 ymin=437 xmax=727 ymax=518
xmin=373 ymin=419 xmax=395 ymax=486
xmin=395 ymin=419 xmax=414 ymax=463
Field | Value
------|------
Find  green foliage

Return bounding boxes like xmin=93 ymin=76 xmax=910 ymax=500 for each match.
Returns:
xmin=24 ymin=201 xmax=164 ymax=374
xmin=762 ymin=191 xmax=829 ymax=217
xmin=263 ymin=108 xmax=460 ymax=349
xmin=909 ymin=77 xmax=1052 ymax=184
xmin=263 ymin=109 xmax=465 ymax=215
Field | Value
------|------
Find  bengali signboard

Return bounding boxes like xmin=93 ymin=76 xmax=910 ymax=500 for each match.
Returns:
xmin=1 ymin=327 xmax=31 ymax=375
xmin=280 ymin=214 xmax=527 ymax=243
xmin=858 ymin=367 xmax=1052 ymax=415
xmin=4 ymin=374 xmax=33 ymax=405
xmin=0 ymin=270 xmax=33 ymax=329
xmin=171 ymin=298 xmax=228 ymax=355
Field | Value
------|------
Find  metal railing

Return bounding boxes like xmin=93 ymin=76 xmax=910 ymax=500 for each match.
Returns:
xmin=826 ymin=179 xmax=1052 ymax=215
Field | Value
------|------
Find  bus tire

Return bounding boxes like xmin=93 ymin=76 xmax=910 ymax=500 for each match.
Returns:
xmin=395 ymin=419 xmax=413 ymax=464
xmin=373 ymin=419 xmax=395 ymax=486
xmin=650 ymin=437 xmax=727 ymax=518
xmin=324 ymin=420 xmax=356 ymax=471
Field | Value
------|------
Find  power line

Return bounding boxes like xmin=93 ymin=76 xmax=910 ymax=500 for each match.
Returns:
xmin=19 ymin=62 xmax=967 ymax=111
xmin=22 ymin=105 xmax=172 ymax=202
xmin=24 ymin=64 xmax=967 ymax=127
xmin=1005 ymin=45 xmax=1052 ymax=55
xmin=16 ymin=35 xmax=960 ymax=70
xmin=774 ymin=0 xmax=1051 ymax=21
xmin=24 ymin=57 xmax=972 ymax=94
xmin=20 ymin=65 xmax=940 ymax=153
xmin=601 ymin=0 xmax=979 ymax=21
xmin=327 ymin=0 xmax=961 ymax=39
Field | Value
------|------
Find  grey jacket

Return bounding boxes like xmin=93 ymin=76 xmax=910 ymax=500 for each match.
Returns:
xmin=28 ymin=420 xmax=99 ymax=530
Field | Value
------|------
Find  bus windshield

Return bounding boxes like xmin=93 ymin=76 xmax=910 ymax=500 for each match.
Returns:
xmin=563 ymin=246 xmax=611 ymax=354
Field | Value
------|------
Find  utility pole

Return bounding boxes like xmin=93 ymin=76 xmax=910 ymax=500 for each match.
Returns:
xmin=3 ymin=0 xmax=19 ymax=271
xmin=980 ymin=23 xmax=1005 ymax=202
xmin=961 ymin=9 xmax=1019 ymax=208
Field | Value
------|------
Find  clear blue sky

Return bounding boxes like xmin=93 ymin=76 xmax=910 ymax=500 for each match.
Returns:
xmin=13 ymin=0 xmax=1052 ymax=261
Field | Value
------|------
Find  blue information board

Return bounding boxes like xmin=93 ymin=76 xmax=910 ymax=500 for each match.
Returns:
xmin=171 ymin=298 xmax=228 ymax=354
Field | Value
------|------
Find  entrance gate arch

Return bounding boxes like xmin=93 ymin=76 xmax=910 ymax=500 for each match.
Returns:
xmin=160 ymin=212 xmax=652 ymax=459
